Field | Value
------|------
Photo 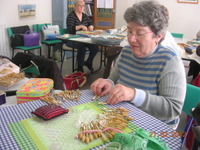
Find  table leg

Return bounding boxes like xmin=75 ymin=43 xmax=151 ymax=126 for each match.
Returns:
xmin=48 ymin=45 xmax=51 ymax=58
xmin=60 ymin=48 xmax=65 ymax=74
xmin=72 ymin=47 xmax=75 ymax=72
xmin=60 ymin=43 xmax=63 ymax=60
xmin=104 ymin=47 xmax=107 ymax=67
xmin=92 ymin=46 xmax=105 ymax=73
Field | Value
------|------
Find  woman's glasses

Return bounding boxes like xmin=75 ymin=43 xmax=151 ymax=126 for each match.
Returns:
xmin=127 ymin=31 xmax=153 ymax=39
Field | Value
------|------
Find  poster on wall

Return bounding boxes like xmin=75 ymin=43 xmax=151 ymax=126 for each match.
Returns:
xmin=177 ymin=0 xmax=199 ymax=4
xmin=18 ymin=5 xmax=36 ymax=19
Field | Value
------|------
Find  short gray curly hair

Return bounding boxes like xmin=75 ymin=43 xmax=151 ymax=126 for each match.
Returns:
xmin=124 ymin=0 xmax=169 ymax=37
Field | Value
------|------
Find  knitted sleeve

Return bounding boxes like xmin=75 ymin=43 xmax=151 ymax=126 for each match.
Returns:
xmin=82 ymin=13 xmax=93 ymax=27
xmin=139 ymin=57 xmax=186 ymax=121
xmin=67 ymin=11 xmax=76 ymax=34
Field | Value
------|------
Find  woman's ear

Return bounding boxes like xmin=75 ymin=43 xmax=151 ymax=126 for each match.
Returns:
xmin=156 ymin=33 xmax=165 ymax=43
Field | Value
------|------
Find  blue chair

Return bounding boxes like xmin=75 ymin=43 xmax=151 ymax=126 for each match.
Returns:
xmin=181 ymin=84 xmax=200 ymax=148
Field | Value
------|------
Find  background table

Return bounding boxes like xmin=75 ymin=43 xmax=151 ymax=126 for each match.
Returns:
xmin=0 ymin=90 xmax=181 ymax=150
xmin=57 ymin=35 xmax=121 ymax=73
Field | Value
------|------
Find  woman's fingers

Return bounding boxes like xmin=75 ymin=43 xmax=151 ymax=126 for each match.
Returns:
xmin=107 ymin=84 xmax=135 ymax=105
xmin=90 ymin=78 xmax=112 ymax=96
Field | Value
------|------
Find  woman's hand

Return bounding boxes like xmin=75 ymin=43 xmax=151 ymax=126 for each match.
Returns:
xmin=90 ymin=78 xmax=113 ymax=97
xmin=88 ymin=25 xmax=94 ymax=31
xmin=107 ymin=84 xmax=135 ymax=105
xmin=76 ymin=25 xmax=87 ymax=31
xmin=81 ymin=25 xmax=88 ymax=31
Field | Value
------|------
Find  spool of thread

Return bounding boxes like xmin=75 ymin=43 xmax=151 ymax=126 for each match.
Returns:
xmin=0 ymin=90 xmax=6 ymax=105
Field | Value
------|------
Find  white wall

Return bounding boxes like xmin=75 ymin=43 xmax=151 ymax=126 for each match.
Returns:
xmin=115 ymin=0 xmax=200 ymax=39
xmin=0 ymin=0 xmax=52 ymax=57
xmin=1 ymin=0 xmax=200 ymax=57
xmin=0 ymin=0 xmax=52 ymax=28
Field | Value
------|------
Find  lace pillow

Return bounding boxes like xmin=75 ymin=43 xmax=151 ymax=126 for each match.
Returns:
xmin=32 ymin=104 xmax=69 ymax=120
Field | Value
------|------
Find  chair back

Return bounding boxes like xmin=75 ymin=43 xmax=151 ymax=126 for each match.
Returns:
xmin=171 ymin=33 xmax=184 ymax=38
xmin=59 ymin=28 xmax=68 ymax=35
xmin=182 ymin=84 xmax=200 ymax=116
xmin=32 ymin=23 xmax=51 ymax=32
xmin=32 ymin=24 xmax=67 ymax=40
xmin=33 ymin=24 xmax=67 ymax=34
xmin=24 ymin=64 xmax=40 ymax=76
xmin=7 ymin=26 xmax=28 ymax=48
xmin=7 ymin=28 xmax=13 ymax=37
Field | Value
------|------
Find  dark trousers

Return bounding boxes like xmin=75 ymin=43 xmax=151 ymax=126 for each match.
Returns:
xmin=65 ymin=41 xmax=99 ymax=68
xmin=188 ymin=60 xmax=200 ymax=79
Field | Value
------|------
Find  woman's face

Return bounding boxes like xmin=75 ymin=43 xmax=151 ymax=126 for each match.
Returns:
xmin=127 ymin=22 xmax=163 ymax=58
xmin=74 ymin=2 xmax=85 ymax=13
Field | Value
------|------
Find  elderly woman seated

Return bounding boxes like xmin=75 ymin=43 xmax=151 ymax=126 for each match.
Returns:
xmin=91 ymin=0 xmax=186 ymax=129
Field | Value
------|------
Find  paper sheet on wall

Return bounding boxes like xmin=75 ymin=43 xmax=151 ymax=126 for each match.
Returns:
xmin=97 ymin=0 xmax=113 ymax=9
xmin=97 ymin=0 xmax=105 ymax=8
xmin=105 ymin=0 xmax=113 ymax=9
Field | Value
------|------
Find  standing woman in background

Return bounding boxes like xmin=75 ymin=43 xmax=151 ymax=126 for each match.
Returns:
xmin=66 ymin=0 xmax=99 ymax=73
